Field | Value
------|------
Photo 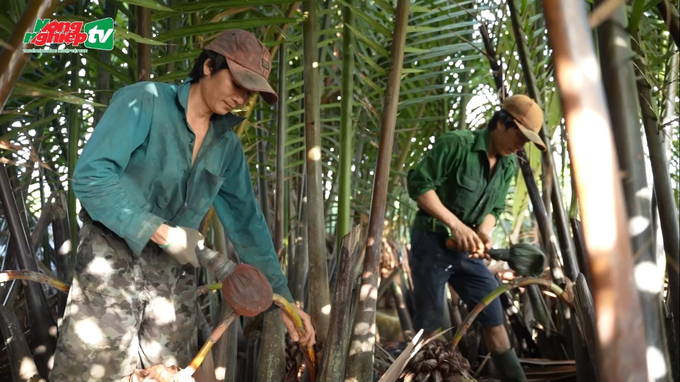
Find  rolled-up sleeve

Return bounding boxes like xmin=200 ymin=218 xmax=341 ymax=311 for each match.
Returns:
xmin=72 ymin=86 xmax=165 ymax=255
xmin=407 ymin=133 xmax=463 ymax=200
xmin=213 ymin=141 xmax=294 ymax=304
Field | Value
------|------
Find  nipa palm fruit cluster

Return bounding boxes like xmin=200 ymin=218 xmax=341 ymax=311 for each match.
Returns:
xmin=399 ymin=339 xmax=476 ymax=382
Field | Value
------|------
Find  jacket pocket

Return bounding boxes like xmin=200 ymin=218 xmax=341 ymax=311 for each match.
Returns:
xmin=188 ymin=168 xmax=225 ymax=217
xmin=451 ymin=172 xmax=481 ymax=212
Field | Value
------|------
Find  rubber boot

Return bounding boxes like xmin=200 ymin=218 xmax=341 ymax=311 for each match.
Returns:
xmin=491 ymin=349 xmax=527 ymax=382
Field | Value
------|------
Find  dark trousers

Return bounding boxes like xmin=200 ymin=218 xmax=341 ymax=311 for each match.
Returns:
xmin=409 ymin=227 xmax=504 ymax=333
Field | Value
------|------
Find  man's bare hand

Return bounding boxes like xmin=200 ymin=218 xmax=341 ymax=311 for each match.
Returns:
xmin=468 ymin=229 xmax=492 ymax=260
xmin=281 ymin=304 xmax=316 ymax=347
xmin=447 ymin=222 xmax=484 ymax=254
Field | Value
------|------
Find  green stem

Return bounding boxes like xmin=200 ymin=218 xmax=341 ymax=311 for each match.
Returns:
xmin=451 ymin=277 xmax=569 ymax=349
xmin=336 ymin=0 xmax=355 ymax=252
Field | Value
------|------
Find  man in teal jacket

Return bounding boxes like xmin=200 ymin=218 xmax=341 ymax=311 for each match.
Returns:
xmin=51 ymin=29 xmax=314 ymax=381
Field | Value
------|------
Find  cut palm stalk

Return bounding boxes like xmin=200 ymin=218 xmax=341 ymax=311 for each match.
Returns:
xmin=197 ymin=283 xmax=222 ymax=296
xmin=451 ymin=277 xmax=571 ymax=349
xmin=0 ymin=270 xmax=70 ymax=294
xmin=179 ymin=307 xmax=238 ymax=378
xmin=272 ymin=294 xmax=317 ymax=382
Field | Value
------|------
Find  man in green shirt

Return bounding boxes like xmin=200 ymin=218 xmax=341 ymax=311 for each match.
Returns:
xmin=50 ymin=29 xmax=314 ymax=382
xmin=407 ymin=95 xmax=546 ymax=382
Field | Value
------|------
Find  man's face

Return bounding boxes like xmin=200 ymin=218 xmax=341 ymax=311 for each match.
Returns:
xmin=495 ymin=119 xmax=530 ymax=156
xmin=200 ymin=60 xmax=252 ymax=115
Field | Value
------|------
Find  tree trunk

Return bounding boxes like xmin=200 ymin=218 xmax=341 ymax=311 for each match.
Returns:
xmin=303 ymin=0 xmax=331 ymax=344
xmin=632 ymin=32 xmax=680 ymax=358
xmin=543 ymin=1 xmax=649 ymax=380
xmin=95 ymin=0 xmax=116 ymax=124
xmin=507 ymin=0 xmax=579 ymax=282
xmin=595 ymin=5 xmax=671 ymax=380
xmin=319 ymin=225 xmax=362 ymax=381
xmin=137 ymin=5 xmax=151 ymax=81
xmin=51 ymin=193 xmax=73 ymax=316
xmin=0 ymin=0 xmax=59 ymax=112
xmin=657 ymin=0 xmax=680 ymax=49
xmin=0 ymin=164 xmax=56 ymax=378
xmin=213 ymin=217 xmax=238 ymax=382
xmin=255 ymin=312 xmax=285 ymax=382
xmin=344 ymin=0 xmax=409 ymax=379
xmin=0 ymin=305 xmax=42 ymax=382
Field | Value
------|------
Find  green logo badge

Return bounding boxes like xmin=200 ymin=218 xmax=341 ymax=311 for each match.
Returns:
xmin=83 ymin=18 xmax=115 ymax=50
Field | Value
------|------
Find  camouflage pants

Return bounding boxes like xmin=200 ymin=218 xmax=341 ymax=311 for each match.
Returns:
xmin=50 ymin=223 xmax=198 ymax=382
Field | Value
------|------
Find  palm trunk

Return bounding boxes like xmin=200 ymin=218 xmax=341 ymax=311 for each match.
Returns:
xmin=288 ymin=179 xmax=308 ymax=305
xmin=594 ymin=5 xmax=671 ymax=379
xmin=68 ymin=74 xmax=80 ymax=268
xmin=507 ymin=0 xmax=579 ymax=282
xmin=344 ymin=0 xmax=409 ymax=379
xmin=68 ymin=0 xmax=83 ymax=275
xmin=255 ymin=108 xmax=284 ymax=381
xmin=256 ymin=110 xmax=271 ymax=230
xmin=0 ymin=165 xmax=56 ymax=378
xmin=632 ymin=32 xmax=680 ymax=356
xmin=457 ymin=71 xmax=471 ymax=130
xmin=478 ymin=18 xmax=566 ymax=339
xmin=255 ymin=312 xmax=285 ymax=382
xmin=276 ymin=40 xmax=288 ymax=267
xmin=0 ymin=0 xmax=59 ymax=111
xmin=212 ymin=216 xmax=238 ymax=382
xmin=657 ymin=0 xmax=680 ymax=49
xmin=543 ymin=1 xmax=649 ymax=380
xmin=0 ymin=305 xmax=42 ymax=382
xmin=95 ymin=0 xmax=116 ymax=124
xmin=51 ymin=193 xmax=73 ymax=316
xmin=336 ymin=0 xmax=355 ymax=254
xmin=303 ymin=0 xmax=331 ymax=344
xmin=136 ymin=6 xmax=151 ymax=81
xmin=319 ymin=225 xmax=362 ymax=381
xmin=166 ymin=0 xmax=180 ymax=75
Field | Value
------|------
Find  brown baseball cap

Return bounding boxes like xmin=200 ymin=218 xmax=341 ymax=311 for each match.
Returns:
xmin=502 ymin=94 xmax=546 ymax=151
xmin=204 ymin=29 xmax=278 ymax=105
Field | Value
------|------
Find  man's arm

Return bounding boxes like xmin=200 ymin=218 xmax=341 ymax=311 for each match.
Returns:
xmin=415 ymin=190 xmax=462 ymax=231
xmin=417 ymin=190 xmax=484 ymax=254
xmin=212 ymin=140 xmax=294 ymax=304
xmin=72 ymin=86 xmax=166 ymax=255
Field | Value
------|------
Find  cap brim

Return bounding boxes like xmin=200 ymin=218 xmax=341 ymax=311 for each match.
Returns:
xmin=226 ymin=58 xmax=278 ymax=105
xmin=516 ymin=120 xmax=547 ymax=151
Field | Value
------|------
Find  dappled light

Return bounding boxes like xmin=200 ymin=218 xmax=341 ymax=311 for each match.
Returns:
xmin=74 ymin=317 xmax=106 ymax=347
xmin=19 ymin=357 xmax=39 ymax=381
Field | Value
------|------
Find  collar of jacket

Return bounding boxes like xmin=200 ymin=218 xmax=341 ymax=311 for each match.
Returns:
xmin=472 ymin=127 xmax=513 ymax=170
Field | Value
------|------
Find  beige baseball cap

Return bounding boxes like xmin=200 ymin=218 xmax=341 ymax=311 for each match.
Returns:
xmin=502 ymin=95 xmax=546 ymax=151
xmin=205 ymin=29 xmax=278 ymax=105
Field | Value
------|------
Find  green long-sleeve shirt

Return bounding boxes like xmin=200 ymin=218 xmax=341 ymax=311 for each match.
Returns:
xmin=72 ymin=77 xmax=293 ymax=303
xmin=406 ymin=128 xmax=516 ymax=234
